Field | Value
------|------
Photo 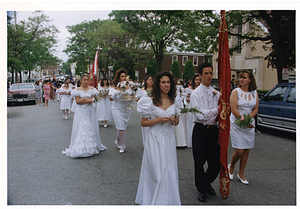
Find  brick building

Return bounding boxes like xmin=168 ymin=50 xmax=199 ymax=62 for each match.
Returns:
xmin=135 ymin=52 xmax=212 ymax=82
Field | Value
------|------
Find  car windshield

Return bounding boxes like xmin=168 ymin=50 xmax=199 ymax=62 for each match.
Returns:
xmin=10 ymin=84 xmax=34 ymax=90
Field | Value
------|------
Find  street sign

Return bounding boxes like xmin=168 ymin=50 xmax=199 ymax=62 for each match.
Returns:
xmin=282 ymin=68 xmax=289 ymax=80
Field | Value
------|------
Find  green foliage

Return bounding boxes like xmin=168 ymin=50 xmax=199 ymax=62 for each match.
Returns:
xmin=183 ymin=60 xmax=194 ymax=80
xmin=110 ymin=10 xmax=191 ymax=72
xmin=234 ymin=114 xmax=253 ymax=128
xmin=170 ymin=61 xmax=180 ymax=78
xmin=146 ymin=58 xmax=157 ymax=77
xmin=7 ymin=11 xmax=60 ymax=83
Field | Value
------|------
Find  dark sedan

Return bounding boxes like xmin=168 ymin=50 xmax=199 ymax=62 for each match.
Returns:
xmin=7 ymin=83 xmax=36 ymax=105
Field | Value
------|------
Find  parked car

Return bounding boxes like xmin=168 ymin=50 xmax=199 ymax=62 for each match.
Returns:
xmin=210 ymin=78 xmax=234 ymax=92
xmin=25 ymin=78 xmax=39 ymax=84
xmin=7 ymin=83 xmax=36 ymax=105
xmin=257 ymin=82 xmax=296 ymax=133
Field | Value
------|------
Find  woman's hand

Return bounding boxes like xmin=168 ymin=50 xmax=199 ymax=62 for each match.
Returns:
xmin=158 ymin=117 xmax=170 ymax=124
xmin=246 ymin=124 xmax=254 ymax=129
xmin=169 ymin=116 xmax=179 ymax=126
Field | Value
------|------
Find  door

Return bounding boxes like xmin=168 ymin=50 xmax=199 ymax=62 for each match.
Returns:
xmin=282 ymin=85 xmax=296 ymax=130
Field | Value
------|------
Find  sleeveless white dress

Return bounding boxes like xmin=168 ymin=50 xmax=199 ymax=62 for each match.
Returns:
xmin=62 ymin=88 xmax=107 ymax=158
xmin=184 ymin=88 xmax=194 ymax=148
xmin=230 ymin=88 xmax=257 ymax=149
xmin=96 ymin=86 xmax=113 ymax=121
xmin=111 ymin=88 xmax=132 ymax=130
xmin=135 ymin=97 xmax=181 ymax=205
xmin=59 ymin=87 xmax=72 ymax=110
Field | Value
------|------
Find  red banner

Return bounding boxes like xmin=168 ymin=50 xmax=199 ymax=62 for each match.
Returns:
xmin=89 ymin=50 xmax=99 ymax=88
xmin=218 ymin=10 xmax=231 ymax=199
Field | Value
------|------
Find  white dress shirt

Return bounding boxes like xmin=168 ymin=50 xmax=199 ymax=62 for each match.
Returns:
xmin=190 ymin=84 xmax=219 ymax=125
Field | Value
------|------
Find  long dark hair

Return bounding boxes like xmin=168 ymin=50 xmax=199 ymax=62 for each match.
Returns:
xmin=113 ymin=69 xmax=127 ymax=87
xmin=151 ymin=71 xmax=176 ymax=107
xmin=238 ymin=69 xmax=257 ymax=91
xmin=144 ymin=75 xmax=153 ymax=90
xmin=190 ymin=74 xmax=200 ymax=90
xmin=100 ymin=78 xmax=109 ymax=87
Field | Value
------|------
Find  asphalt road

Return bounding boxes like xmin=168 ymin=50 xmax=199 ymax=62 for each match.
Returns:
xmin=6 ymin=100 xmax=296 ymax=206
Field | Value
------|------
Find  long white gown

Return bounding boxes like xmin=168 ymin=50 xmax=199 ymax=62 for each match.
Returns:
xmin=135 ymin=97 xmax=181 ymax=205
xmin=96 ymin=86 xmax=113 ymax=122
xmin=184 ymin=88 xmax=195 ymax=148
xmin=111 ymin=88 xmax=132 ymax=130
xmin=174 ymin=86 xmax=186 ymax=147
xmin=136 ymin=88 xmax=149 ymax=147
xmin=62 ymin=88 xmax=107 ymax=158
xmin=71 ymin=87 xmax=78 ymax=112
xmin=230 ymin=88 xmax=257 ymax=149
xmin=59 ymin=87 xmax=72 ymax=110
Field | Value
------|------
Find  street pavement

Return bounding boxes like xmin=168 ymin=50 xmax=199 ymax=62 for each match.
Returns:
xmin=6 ymin=100 xmax=296 ymax=206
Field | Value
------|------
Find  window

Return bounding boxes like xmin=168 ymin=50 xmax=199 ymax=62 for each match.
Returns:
xmin=193 ymin=57 xmax=198 ymax=66
xmin=182 ymin=56 xmax=188 ymax=66
xmin=266 ymin=86 xmax=288 ymax=102
xmin=287 ymin=86 xmax=296 ymax=103
xmin=172 ymin=55 xmax=178 ymax=63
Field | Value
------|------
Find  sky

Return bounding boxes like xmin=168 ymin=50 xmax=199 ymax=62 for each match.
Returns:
xmin=17 ymin=10 xmax=112 ymax=63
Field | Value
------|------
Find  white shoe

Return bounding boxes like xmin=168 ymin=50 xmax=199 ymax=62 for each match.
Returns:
xmin=237 ymin=174 xmax=249 ymax=185
xmin=228 ymin=164 xmax=234 ymax=180
xmin=65 ymin=116 xmax=68 ymax=120
xmin=119 ymin=146 xmax=126 ymax=153
xmin=104 ymin=124 xmax=107 ymax=128
xmin=68 ymin=110 xmax=71 ymax=113
xmin=114 ymin=140 xmax=121 ymax=149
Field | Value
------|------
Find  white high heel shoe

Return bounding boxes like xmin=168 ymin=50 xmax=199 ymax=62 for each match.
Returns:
xmin=228 ymin=164 xmax=234 ymax=180
xmin=114 ymin=140 xmax=121 ymax=149
xmin=237 ymin=174 xmax=249 ymax=185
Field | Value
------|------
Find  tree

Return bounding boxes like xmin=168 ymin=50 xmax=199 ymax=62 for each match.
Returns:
xmin=170 ymin=60 xmax=180 ymax=78
xmin=109 ymin=10 xmax=190 ymax=73
xmin=146 ymin=58 xmax=157 ymax=77
xmin=7 ymin=11 xmax=59 ymax=83
xmin=178 ymin=10 xmax=295 ymax=84
xmin=183 ymin=60 xmax=194 ymax=80
xmin=64 ymin=19 xmax=151 ymax=78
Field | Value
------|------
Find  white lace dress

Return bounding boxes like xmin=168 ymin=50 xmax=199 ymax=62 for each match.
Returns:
xmin=62 ymin=88 xmax=107 ymax=158
xmin=230 ymin=88 xmax=257 ymax=149
xmin=59 ymin=87 xmax=72 ymax=110
xmin=110 ymin=88 xmax=132 ymax=130
xmin=135 ymin=97 xmax=181 ymax=205
xmin=96 ymin=86 xmax=113 ymax=121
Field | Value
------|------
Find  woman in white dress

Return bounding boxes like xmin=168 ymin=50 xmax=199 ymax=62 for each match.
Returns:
xmin=62 ymin=74 xmax=107 ymax=158
xmin=96 ymin=78 xmax=113 ymax=127
xmin=174 ymin=84 xmax=186 ymax=147
xmin=109 ymin=69 xmax=132 ymax=153
xmin=228 ymin=69 xmax=259 ymax=185
xmin=71 ymin=80 xmax=81 ymax=113
xmin=59 ymin=80 xmax=72 ymax=119
xmin=185 ymin=74 xmax=201 ymax=148
xmin=136 ymin=75 xmax=153 ymax=147
xmin=135 ymin=71 xmax=181 ymax=205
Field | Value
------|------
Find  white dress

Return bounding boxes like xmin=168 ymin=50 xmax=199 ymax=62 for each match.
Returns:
xmin=136 ymin=88 xmax=149 ymax=147
xmin=59 ymin=87 xmax=72 ymax=110
xmin=174 ymin=86 xmax=186 ymax=147
xmin=230 ymin=88 xmax=257 ymax=149
xmin=96 ymin=86 xmax=113 ymax=121
xmin=62 ymin=88 xmax=107 ymax=158
xmin=184 ymin=88 xmax=195 ymax=148
xmin=71 ymin=87 xmax=78 ymax=112
xmin=135 ymin=97 xmax=181 ymax=205
xmin=111 ymin=88 xmax=132 ymax=130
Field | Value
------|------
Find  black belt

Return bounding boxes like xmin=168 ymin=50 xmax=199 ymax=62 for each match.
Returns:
xmin=196 ymin=122 xmax=218 ymax=130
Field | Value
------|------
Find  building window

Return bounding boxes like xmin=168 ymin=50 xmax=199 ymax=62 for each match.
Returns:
xmin=193 ymin=57 xmax=198 ymax=66
xmin=182 ymin=56 xmax=188 ymax=66
xmin=237 ymin=24 xmax=242 ymax=54
xmin=172 ymin=55 xmax=178 ymax=63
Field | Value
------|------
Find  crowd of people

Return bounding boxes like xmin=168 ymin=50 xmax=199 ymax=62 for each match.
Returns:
xmin=35 ymin=63 xmax=259 ymax=205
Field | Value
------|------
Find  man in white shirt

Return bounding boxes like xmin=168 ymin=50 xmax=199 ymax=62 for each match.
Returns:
xmin=190 ymin=63 xmax=221 ymax=202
